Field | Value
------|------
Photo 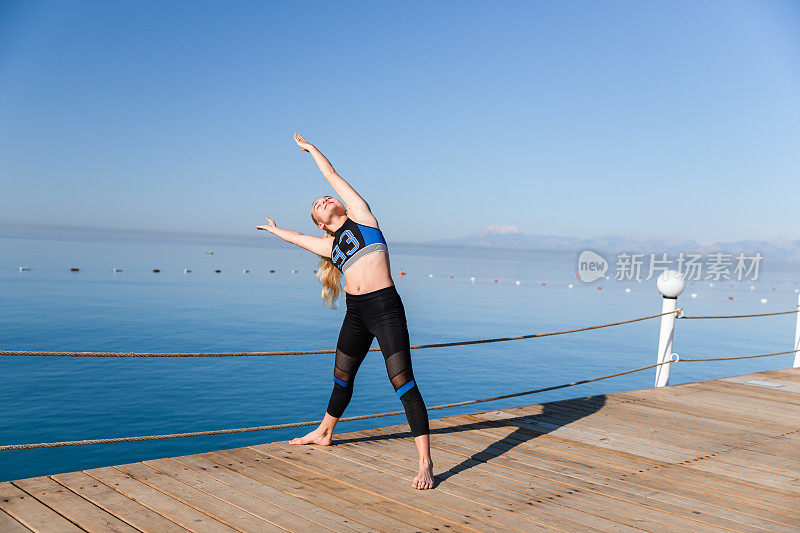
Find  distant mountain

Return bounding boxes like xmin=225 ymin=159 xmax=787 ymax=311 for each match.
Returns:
xmin=423 ymin=226 xmax=800 ymax=262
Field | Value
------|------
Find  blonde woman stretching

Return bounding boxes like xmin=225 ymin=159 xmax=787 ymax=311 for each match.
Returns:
xmin=257 ymin=133 xmax=434 ymax=490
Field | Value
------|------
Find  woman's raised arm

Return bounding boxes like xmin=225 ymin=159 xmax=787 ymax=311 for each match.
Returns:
xmin=258 ymin=217 xmax=332 ymax=258
xmin=293 ymin=133 xmax=371 ymax=214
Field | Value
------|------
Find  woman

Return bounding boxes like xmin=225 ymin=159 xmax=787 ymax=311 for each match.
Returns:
xmin=257 ymin=133 xmax=434 ymax=490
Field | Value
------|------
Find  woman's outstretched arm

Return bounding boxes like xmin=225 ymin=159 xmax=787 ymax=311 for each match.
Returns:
xmin=258 ymin=216 xmax=332 ymax=257
xmin=293 ymin=133 xmax=371 ymax=214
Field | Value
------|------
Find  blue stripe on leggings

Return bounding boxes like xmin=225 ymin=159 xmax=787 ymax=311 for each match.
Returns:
xmin=333 ymin=376 xmax=348 ymax=387
xmin=395 ymin=379 xmax=416 ymax=397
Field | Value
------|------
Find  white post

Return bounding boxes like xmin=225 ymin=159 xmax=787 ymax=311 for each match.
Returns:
xmin=655 ymin=270 xmax=685 ymax=387
xmin=794 ymin=294 xmax=800 ymax=368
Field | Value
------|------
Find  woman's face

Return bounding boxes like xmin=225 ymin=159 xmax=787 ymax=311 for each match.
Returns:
xmin=311 ymin=196 xmax=344 ymax=227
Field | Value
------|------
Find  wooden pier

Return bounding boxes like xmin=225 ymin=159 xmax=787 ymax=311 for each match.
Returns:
xmin=2 ymin=368 xmax=799 ymax=532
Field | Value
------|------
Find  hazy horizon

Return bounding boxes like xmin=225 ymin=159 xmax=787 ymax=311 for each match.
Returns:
xmin=2 ymin=219 xmax=797 ymax=249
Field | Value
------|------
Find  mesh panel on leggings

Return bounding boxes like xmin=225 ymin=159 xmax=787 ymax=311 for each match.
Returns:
xmin=384 ymin=349 xmax=412 ymax=381
xmin=334 ymin=348 xmax=360 ymax=376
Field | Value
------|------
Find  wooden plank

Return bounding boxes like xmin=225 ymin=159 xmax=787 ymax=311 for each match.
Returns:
xmin=594 ymin=390 xmax=800 ymax=439
xmin=445 ymin=414 xmax=800 ymax=513
xmin=310 ymin=435 xmax=622 ymax=533
xmin=344 ymin=428 xmax=654 ymax=533
xmin=4 ymin=369 xmax=799 ymax=531
xmin=420 ymin=423 xmax=762 ymax=532
xmin=695 ymin=380 xmax=800 ymax=403
xmin=431 ymin=414 xmax=800 ymax=519
xmin=112 ymin=462 xmax=285 ymax=532
xmin=537 ymin=400 xmax=799 ymax=475
xmin=13 ymin=476 xmax=138 ymax=533
xmin=84 ymin=466 xmax=239 ymax=533
xmin=474 ymin=409 xmax=800 ymax=493
xmin=0 ymin=508 xmax=32 ymax=533
xmin=554 ymin=398 xmax=800 ymax=463
xmin=51 ymin=471 xmax=187 ymax=533
xmin=258 ymin=443 xmax=531 ymax=533
xmin=717 ymin=375 xmax=800 ymax=395
xmin=420 ymin=419 xmax=800 ymax=532
xmin=622 ymin=388 xmax=799 ymax=428
xmin=206 ymin=447 xmax=469 ymax=532
xmin=549 ymin=396 xmax=800 ymax=451
xmin=168 ymin=454 xmax=371 ymax=532
xmin=144 ymin=457 xmax=335 ymax=532
xmin=0 ymin=481 xmax=84 ymax=533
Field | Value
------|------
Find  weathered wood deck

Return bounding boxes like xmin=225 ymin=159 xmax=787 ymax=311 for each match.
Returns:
xmin=2 ymin=368 xmax=799 ymax=532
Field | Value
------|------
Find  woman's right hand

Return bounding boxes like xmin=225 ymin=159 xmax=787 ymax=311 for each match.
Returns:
xmin=293 ymin=132 xmax=314 ymax=152
xmin=257 ymin=216 xmax=277 ymax=233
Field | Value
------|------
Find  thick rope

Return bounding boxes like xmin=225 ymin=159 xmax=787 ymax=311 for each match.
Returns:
xmin=0 ymin=309 xmax=681 ymax=358
xmin=3 ymin=346 xmax=797 ymax=451
xmin=679 ymin=348 xmax=800 ymax=362
xmin=679 ymin=308 xmax=800 ymax=320
xmin=0 ymin=360 xmax=670 ymax=450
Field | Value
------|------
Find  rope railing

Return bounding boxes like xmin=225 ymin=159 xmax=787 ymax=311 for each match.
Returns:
xmin=678 ymin=348 xmax=800 ymax=362
xmin=678 ymin=308 xmax=800 ymax=320
xmin=0 ymin=308 xmax=682 ymax=358
xmin=2 ymin=347 xmax=796 ymax=451
xmin=0 ymin=359 xmax=674 ymax=451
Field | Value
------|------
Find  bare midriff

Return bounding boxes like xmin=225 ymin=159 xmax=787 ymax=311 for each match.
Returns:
xmin=343 ymin=250 xmax=394 ymax=295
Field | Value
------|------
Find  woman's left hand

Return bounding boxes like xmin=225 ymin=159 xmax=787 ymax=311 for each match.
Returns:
xmin=257 ymin=216 xmax=277 ymax=232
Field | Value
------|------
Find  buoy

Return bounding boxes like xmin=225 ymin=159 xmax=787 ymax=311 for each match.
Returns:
xmin=428 ymin=274 xmax=433 ymax=278
xmin=399 ymin=270 xmax=406 ymax=276
xmin=494 ymin=279 xmax=498 ymax=283
xmin=772 ymin=287 xmax=776 ymax=291
xmin=795 ymin=288 xmax=799 ymax=294
xmin=112 ymin=268 xmax=122 ymax=273
xmin=624 ymin=288 xmax=631 ymax=293
xmin=242 ymin=269 xmax=250 ymax=274
xmin=153 ymin=269 xmax=160 ymax=273
xmin=605 ymin=276 xmax=609 ymax=280
xmin=690 ymin=293 xmax=698 ymax=298
xmin=750 ymin=285 xmax=755 ymax=290
xmin=470 ymin=276 xmax=475 ymax=283
xmin=206 ymin=251 xmax=215 ymax=255
xmin=214 ymin=269 xmax=221 ymax=273
xmin=269 ymin=269 xmax=275 ymax=273
xmin=515 ymin=280 xmax=521 ymax=285
xmin=541 ymin=283 xmax=546 ymax=286
xmin=69 ymin=268 xmax=79 ymax=272
xmin=597 ymin=286 xmax=602 ymax=290
xmin=313 ymin=269 xmax=317 ymax=273
xmin=760 ymin=298 xmax=768 ymax=304
xmin=184 ymin=269 xmax=192 ymax=273
xmin=708 ymin=282 xmax=714 ymax=287
xmin=568 ymin=284 xmax=573 ymax=288
xmin=574 ymin=273 xmax=578 ymax=279
xmin=728 ymin=296 xmax=733 ymax=300
xmin=291 ymin=269 xmax=298 ymax=273
xmin=18 ymin=266 xmax=31 ymax=271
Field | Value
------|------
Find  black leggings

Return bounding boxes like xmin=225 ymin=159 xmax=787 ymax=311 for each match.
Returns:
xmin=326 ymin=284 xmax=429 ymax=437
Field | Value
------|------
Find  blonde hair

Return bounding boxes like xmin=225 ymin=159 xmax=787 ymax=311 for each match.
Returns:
xmin=311 ymin=204 xmax=342 ymax=309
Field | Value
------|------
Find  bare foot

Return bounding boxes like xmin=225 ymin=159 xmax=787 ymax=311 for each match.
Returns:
xmin=288 ymin=427 xmax=332 ymax=446
xmin=413 ymin=461 xmax=434 ymax=489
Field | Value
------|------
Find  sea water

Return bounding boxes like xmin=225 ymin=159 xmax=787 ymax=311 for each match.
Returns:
xmin=1 ymin=234 xmax=797 ymax=481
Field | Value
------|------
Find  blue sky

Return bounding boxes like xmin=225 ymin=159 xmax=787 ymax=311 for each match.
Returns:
xmin=1 ymin=1 xmax=798 ymax=243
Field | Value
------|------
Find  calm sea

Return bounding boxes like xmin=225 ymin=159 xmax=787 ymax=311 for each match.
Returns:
xmin=1 ymin=234 xmax=798 ymax=481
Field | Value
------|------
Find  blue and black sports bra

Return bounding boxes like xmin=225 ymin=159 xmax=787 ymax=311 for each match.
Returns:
xmin=331 ymin=217 xmax=388 ymax=274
